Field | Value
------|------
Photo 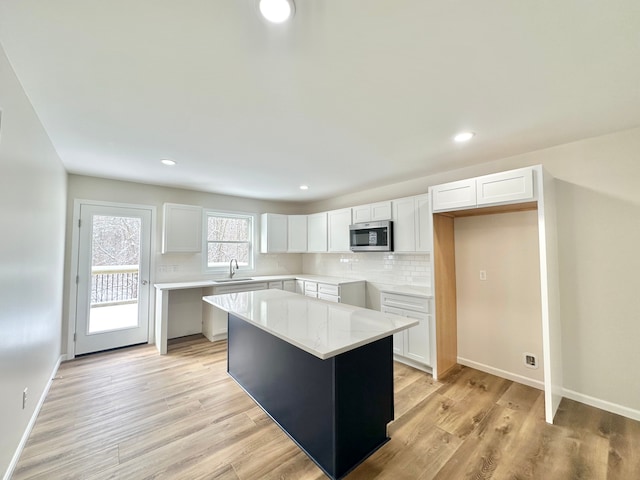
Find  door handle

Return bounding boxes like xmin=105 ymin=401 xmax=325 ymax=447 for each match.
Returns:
xmin=141 ymin=280 xmax=148 ymax=285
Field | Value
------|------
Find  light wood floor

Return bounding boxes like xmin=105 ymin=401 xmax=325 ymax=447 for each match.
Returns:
xmin=13 ymin=335 xmax=640 ymax=479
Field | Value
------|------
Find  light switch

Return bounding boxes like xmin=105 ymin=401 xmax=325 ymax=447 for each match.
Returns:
xmin=479 ymin=270 xmax=487 ymax=281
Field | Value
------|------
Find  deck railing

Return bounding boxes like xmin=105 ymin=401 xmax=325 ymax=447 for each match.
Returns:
xmin=91 ymin=265 xmax=139 ymax=307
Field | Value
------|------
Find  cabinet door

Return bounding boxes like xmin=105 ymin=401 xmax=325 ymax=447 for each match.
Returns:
xmin=352 ymin=205 xmax=371 ymax=223
xmin=404 ymin=312 xmax=431 ymax=366
xmin=162 ymin=203 xmax=202 ymax=253
xmin=260 ymin=213 xmax=287 ymax=253
xmin=295 ymin=280 xmax=304 ymax=294
xmin=370 ymin=201 xmax=392 ymax=221
xmin=283 ymin=280 xmax=296 ymax=292
xmin=476 ymin=167 xmax=534 ymax=206
xmin=392 ymin=197 xmax=416 ymax=252
xmin=381 ymin=305 xmax=405 ymax=355
xmin=328 ymin=208 xmax=352 ymax=252
xmin=431 ymin=178 xmax=477 ymax=212
xmin=414 ymin=194 xmax=432 ymax=253
xmin=307 ymin=212 xmax=328 ymax=252
xmin=287 ymin=215 xmax=308 ymax=252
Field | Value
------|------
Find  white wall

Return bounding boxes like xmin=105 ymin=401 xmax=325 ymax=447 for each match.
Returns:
xmin=455 ymin=211 xmax=543 ymax=387
xmin=0 ymin=44 xmax=67 ymax=478
xmin=63 ymin=175 xmax=305 ymax=352
xmin=306 ymin=126 xmax=640 ymax=417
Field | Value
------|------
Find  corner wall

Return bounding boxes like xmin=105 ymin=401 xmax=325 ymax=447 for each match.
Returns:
xmin=0 ymin=44 xmax=67 ymax=478
xmin=305 ymin=126 xmax=640 ymax=418
xmin=455 ymin=210 xmax=544 ymax=388
xmin=63 ymin=175 xmax=305 ymax=353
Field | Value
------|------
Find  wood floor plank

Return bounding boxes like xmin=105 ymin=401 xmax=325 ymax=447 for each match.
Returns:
xmin=12 ymin=335 xmax=640 ymax=480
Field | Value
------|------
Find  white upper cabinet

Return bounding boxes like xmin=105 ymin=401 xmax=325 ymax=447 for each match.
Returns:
xmin=392 ymin=197 xmax=417 ymax=252
xmin=432 ymin=166 xmax=535 ymax=213
xmin=307 ymin=212 xmax=328 ymax=252
xmin=414 ymin=194 xmax=431 ymax=253
xmin=431 ymin=178 xmax=477 ymax=212
xmin=476 ymin=167 xmax=534 ymax=206
xmin=328 ymin=208 xmax=352 ymax=252
xmin=352 ymin=201 xmax=392 ymax=224
xmin=391 ymin=195 xmax=432 ymax=253
xmin=287 ymin=215 xmax=308 ymax=252
xmin=260 ymin=213 xmax=287 ymax=253
xmin=162 ymin=203 xmax=202 ymax=254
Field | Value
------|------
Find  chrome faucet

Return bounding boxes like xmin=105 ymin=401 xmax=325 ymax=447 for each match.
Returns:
xmin=229 ymin=259 xmax=239 ymax=278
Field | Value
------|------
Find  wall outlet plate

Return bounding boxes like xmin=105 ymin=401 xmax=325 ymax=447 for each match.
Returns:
xmin=523 ymin=352 xmax=538 ymax=369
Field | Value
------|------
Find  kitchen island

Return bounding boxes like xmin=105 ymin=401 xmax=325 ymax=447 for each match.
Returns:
xmin=203 ymin=289 xmax=418 ymax=480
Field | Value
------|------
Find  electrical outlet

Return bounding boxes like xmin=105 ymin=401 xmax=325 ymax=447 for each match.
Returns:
xmin=479 ymin=270 xmax=487 ymax=281
xmin=523 ymin=353 xmax=538 ymax=369
xmin=22 ymin=388 xmax=28 ymax=409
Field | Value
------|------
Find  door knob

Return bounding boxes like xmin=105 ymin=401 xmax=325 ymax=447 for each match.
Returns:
xmin=141 ymin=280 xmax=148 ymax=285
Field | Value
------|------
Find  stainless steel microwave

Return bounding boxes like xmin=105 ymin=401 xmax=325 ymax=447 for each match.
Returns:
xmin=349 ymin=221 xmax=393 ymax=252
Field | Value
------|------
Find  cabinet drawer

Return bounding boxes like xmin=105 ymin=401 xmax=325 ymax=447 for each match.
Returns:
xmin=304 ymin=281 xmax=318 ymax=293
xmin=381 ymin=305 xmax=404 ymax=316
xmin=283 ymin=280 xmax=296 ymax=292
xmin=317 ymin=283 xmax=339 ymax=296
xmin=380 ymin=292 xmax=429 ymax=314
xmin=268 ymin=281 xmax=283 ymax=289
xmin=318 ymin=292 xmax=339 ymax=303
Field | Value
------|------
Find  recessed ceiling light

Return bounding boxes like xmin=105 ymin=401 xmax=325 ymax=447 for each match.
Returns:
xmin=160 ymin=158 xmax=176 ymax=166
xmin=258 ymin=0 xmax=295 ymax=23
xmin=454 ymin=131 xmax=475 ymax=143
xmin=299 ymin=185 xmax=309 ymax=190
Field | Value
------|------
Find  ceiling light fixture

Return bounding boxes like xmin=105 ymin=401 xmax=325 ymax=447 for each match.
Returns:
xmin=299 ymin=185 xmax=309 ymax=190
xmin=160 ymin=158 xmax=176 ymax=166
xmin=258 ymin=0 xmax=295 ymax=23
xmin=454 ymin=131 xmax=475 ymax=143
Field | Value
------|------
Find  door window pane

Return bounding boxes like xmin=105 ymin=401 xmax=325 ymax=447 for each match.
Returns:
xmin=89 ymin=215 xmax=141 ymax=333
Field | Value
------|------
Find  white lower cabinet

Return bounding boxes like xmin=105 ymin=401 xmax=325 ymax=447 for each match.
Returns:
xmin=202 ymin=282 xmax=267 ymax=341
xmin=283 ymin=279 xmax=296 ymax=292
xmin=303 ymin=280 xmax=365 ymax=307
xmin=380 ymin=291 xmax=431 ymax=369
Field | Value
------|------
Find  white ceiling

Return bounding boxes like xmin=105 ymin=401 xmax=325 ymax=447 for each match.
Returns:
xmin=1 ymin=1 xmax=639 ymax=202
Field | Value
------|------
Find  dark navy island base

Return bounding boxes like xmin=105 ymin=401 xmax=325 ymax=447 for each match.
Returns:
xmin=227 ymin=313 xmax=394 ymax=480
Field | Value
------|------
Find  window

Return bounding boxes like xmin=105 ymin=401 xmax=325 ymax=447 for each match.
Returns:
xmin=204 ymin=211 xmax=255 ymax=272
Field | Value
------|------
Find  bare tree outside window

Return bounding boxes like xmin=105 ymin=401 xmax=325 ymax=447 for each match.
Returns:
xmin=206 ymin=213 xmax=253 ymax=268
xmin=91 ymin=215 xmax=141 ymax=305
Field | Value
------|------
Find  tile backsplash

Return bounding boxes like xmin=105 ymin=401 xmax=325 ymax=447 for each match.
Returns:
xmin=303 ymin=252 xmax=431 ymax=287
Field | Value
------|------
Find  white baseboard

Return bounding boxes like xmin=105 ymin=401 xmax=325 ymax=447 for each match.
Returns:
xmin=457 ymin=357 xmax=640 ymax=422
xmin=562 ymin=388 xmax=640 ymax=422
xmin=457 ymin=357 xmax=544 ymax=390
xmin=3 ymin=355 xmax=62 ymax=480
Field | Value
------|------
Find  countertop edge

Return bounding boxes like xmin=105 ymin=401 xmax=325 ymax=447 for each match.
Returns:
xmin=203 ymin=291 xmax=418 ymax=360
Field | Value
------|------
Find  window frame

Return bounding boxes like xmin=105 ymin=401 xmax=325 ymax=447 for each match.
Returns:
xmin=202 ymin=209 xmax=257 ymax=275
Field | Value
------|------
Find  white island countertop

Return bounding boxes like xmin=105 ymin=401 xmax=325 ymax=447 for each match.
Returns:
xmin=203 ymin=289 xmax=418 ymax=360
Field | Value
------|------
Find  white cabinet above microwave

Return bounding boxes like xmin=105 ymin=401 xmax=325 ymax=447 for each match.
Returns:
xmin=352 ymin=201 xmax=392 ymax=223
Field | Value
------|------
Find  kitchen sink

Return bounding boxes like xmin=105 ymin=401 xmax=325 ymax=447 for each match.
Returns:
xmin=214 ymin=277 xmax=255 ymax=283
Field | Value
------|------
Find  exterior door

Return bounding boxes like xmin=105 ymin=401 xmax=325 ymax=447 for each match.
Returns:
xmin=75 ymin=203 xmax=152 ymax=355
